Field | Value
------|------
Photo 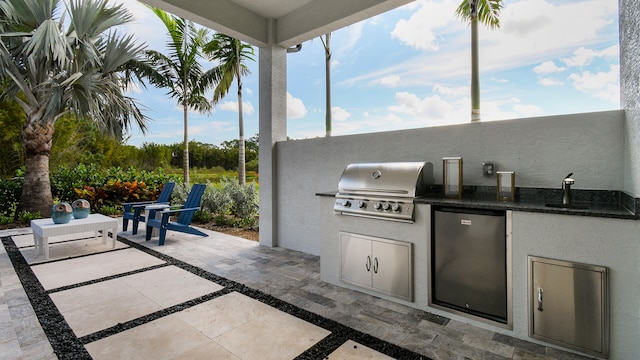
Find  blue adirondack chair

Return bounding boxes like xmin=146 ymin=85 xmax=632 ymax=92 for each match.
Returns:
xmin=145 ymin=183 xmax=208 ymax=245
xmin=122 ymin=182 xmax=175 ymax=235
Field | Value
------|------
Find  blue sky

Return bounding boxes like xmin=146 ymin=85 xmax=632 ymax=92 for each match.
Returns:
xmin=117 ymin=0 xmax=620 ymax=147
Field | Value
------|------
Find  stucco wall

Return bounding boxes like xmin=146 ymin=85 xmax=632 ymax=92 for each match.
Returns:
xmin=621 ymin=0 xmax=640 ymax=196
xmin=276 ymin=110 xmax=625 ymax=255
xmin=511 ymin=212 xmax=640 ymax=359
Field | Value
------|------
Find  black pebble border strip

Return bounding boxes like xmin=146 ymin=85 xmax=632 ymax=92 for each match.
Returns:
xmin=2 ymin=235 xmax=431 ymax=360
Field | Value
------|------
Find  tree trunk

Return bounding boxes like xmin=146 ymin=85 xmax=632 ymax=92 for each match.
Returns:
xmin=237 ymin=77 xmax=246 ymax=185
xmin=324 ymin=33 xmax=332 ymax=137
xmin=183 ymin=104 xmax=190 ymax=185
xmin=470 ymin=2 xmax=481 ymax=122
xmin=19 ymin=121 xmax=54 ymax=217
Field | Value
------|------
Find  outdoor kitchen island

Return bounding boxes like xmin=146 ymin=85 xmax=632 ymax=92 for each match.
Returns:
xmin=318 ymin=186 xmax=638 ymax=359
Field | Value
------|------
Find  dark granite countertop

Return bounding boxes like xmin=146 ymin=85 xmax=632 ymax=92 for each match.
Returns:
xmin=317 ymin=187 xmax=638 ymax=220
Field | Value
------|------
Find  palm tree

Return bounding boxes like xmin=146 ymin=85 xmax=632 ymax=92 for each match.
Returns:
xmin=204 ymin=34 xmax=255 ymax=185
xmin=145 ymin=7 xmax=221 ymax=185
xmin=455 ymin=0 xmax=502 ymax=122
xmin=0 ymin=0 xmax=151 ymax=216
xmin=320 ymin=33 xmax=332 ymax=137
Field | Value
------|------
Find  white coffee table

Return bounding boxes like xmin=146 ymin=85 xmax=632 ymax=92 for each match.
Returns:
xmin=31 ymin=213 xmax=119 ymax=260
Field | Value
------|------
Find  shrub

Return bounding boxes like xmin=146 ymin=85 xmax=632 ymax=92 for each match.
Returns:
xmin=0 ymin=177 xmax=22 ymax=219
xmin=199 ymin=178 xmax=258 ymax=228
xmin=170 ymin=182 xmax=191 ymax=206
xmin=192 ymin=210 xmax=212 ymax=224
xmin=99 ymin=205 xmax=120 ymax=216
xmin=201 ymin=182 xmax=231 ymax=215
xmin=0 ymin=215 xmax=13 ymax=225
xmin=220 ymin=177 xmax=258 ymax=218
xmin=245 ymin=159 xmax=258 ymax=172
xmin=17 ymin=211 xmax=40 ymax=224
xmin=51 ymin=164 xmax=103 ymax=202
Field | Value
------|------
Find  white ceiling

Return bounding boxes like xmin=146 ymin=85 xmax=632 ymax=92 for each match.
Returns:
xmin=142 ymin=0 xmax=414 ymax=47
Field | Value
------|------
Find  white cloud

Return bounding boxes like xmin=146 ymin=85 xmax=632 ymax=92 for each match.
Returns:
xmin=189 ymin=120 xmax=236 ymax=140
xmin=534 ymin=61 xmax=566 ymax=74
xmin=113 ymin=0 xmax=167 ymax=51
xmin=568 ymin=64 xmax=620 ymax=103
xmin=561 ymin=45 xmax=620 ymax=67
xmin=348 ymin=0 xmax=618 ymax=88
xmin=388 ymin=92 xmax=454 ymax=119
xmin=512 ymin=103 xmax=543 ymax=117
xmin=337 ymin=22 xmax=365 ymax=55
xmin=332 ymin=107 xmax=351 ymax=121
xmin=433 ymin=84 xmax=468 ymax=97
xmin=287 ymin=92 xmax=308 ymax=119
xmin=377 ymin=75 xmax=401 ymax=87
xmin=562 ymin=47 xmax=599 ymax=67
xmin=538 ymin=78 xmax=564 ymax=86
xmin=391 ymin=0 xmax=458 ymax=51
xmin=385 ymin=92 xmax=543 ymax=127
xmin=219 ymin=101 xmax=255 ymax=115
xmin=600 ymin=44 xmax=620 ymax=58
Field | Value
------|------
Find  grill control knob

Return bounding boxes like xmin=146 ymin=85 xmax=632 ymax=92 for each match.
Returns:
xmin=391 ymin=203 xmax=401 ymax=212
xmin=373 ymin=203 xmax=382 ymax=211
xmin=342 ymin=200 xmax=351 ymax=207
xmin=382 ymin=203 xmax=391 ymax=211
xmin=357 ymin=201 xmax=366 ymax=209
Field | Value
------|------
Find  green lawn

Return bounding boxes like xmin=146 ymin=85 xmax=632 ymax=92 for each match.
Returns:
xmin=165 ymin=168 xmax=259 ymax=185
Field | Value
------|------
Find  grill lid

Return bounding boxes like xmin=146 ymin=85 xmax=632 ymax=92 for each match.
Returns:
xmin=338 ymin=161 xmax=433 ymax=198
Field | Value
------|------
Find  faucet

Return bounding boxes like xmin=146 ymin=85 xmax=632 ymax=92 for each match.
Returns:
xmin=562 ymin=173 xmax=575 ymax=205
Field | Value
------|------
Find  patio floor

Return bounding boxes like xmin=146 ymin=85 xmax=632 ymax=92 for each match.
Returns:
xmin=0 ymin=219 xmax=592 ymax=359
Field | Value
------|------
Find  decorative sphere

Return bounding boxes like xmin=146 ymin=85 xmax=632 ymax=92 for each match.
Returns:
xmin=72 ymin=199 xmax=91 ymax=219
xmin=52 ymin=203 xmax=73 ymax=224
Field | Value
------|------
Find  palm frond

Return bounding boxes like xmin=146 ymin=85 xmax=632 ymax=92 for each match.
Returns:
xmin=455 ymin=0 xmax=502 ymax=29
xmin=67 ymin=0 xmax=131 ymax=40
xmin=145 ymin=6 xmax=216 ymax=115
xmin=203 ymin=33 xmax=255 ymax=104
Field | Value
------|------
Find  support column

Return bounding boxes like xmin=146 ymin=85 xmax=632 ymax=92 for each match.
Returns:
xmin=258 ymin=20 xmax=287 ymax=247
xmin=620 ymin=0 xmax=640 ymax=196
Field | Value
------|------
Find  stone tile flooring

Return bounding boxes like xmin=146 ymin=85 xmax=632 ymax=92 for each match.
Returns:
xmin=0 ymin=221 xmax=594 ymax=359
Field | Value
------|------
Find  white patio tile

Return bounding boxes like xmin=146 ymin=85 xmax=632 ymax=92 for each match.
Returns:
xmin=119 ymin=266 xmax=224 ymax=308
xmin=213 ymin=308 xmax=330 ymax=360
xmin=31 ymin=248 xmax=165 ymax=289
xmin=27 ymin=238 xmax=130 ymax=264
xmin=175 ymin=292 xmax=275 ymax=339
xmin=85 ymin=315 xmax=210 ymax=360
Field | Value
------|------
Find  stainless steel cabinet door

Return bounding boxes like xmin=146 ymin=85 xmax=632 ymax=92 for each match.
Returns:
xmin=372 ymin=239 xmax=412 ymax=300
xmin=340 ymin=233 xmax=372 ymax=288
xmin=339 ymin=232 xmax=413 ymax=301
xmin=530 ymin=256 xmax=609 ymax=358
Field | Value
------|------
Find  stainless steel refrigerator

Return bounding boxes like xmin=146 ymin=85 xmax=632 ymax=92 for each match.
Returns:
xmin=431 ymin=207 xmax=507 ymax=323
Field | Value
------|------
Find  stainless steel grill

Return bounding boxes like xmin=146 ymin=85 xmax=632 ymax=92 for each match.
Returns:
xmin=334 ymin=161 xmax=433 ymax=222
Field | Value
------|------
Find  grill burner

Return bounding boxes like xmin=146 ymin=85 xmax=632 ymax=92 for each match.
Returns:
xmin=334 ymin=162 xmax=433 ymax=222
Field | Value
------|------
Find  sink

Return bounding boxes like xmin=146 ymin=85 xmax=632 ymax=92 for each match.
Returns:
xmin=545 ymin=203 xmax=589 ymax=210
